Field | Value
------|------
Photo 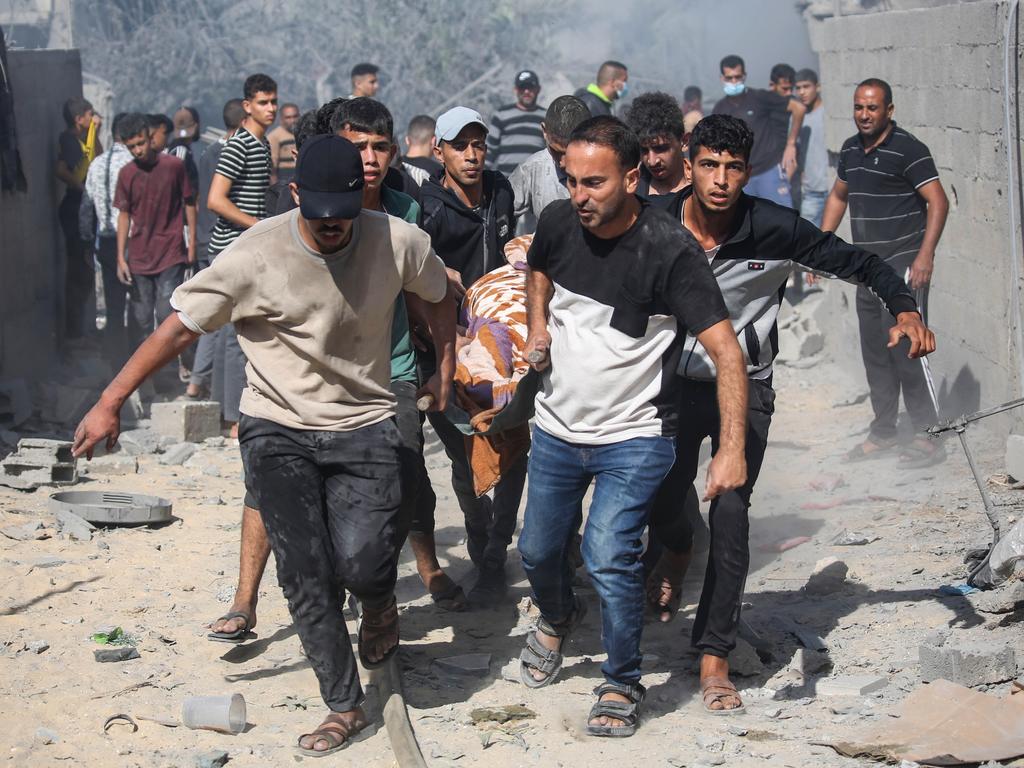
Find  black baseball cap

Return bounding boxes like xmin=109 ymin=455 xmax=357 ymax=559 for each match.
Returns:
xmin=515 ymin=70 xmax=540 ymax=89
xmin=293 ymin=134 xmax=364 ymax=220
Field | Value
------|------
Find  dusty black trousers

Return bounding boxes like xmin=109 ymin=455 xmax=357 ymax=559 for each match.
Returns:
xmin=649 ymin=377 xmax=775 ymax=658
xmin=239 ymin=415 xmax=403 ymax=711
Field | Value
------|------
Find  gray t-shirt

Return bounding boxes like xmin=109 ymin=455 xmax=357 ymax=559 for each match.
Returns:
xmin=800 ymin=105 xmax=829 ymax=193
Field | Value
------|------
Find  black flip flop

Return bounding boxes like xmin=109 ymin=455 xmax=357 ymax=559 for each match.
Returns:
xmin=207 ymin=610 xmax=254 ymax=643
xmin=430 ymin=581 xmax=467 ymax=612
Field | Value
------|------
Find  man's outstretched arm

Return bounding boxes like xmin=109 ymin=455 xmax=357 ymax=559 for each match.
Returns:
xmin=695 ymin=319 xmax=748 ymax=501
xmin=73 ymin=315 xmax=199 ymax=458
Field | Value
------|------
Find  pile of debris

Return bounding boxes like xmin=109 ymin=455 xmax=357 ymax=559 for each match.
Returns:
xmin=0 ymin=439 xmax=77 ymax=491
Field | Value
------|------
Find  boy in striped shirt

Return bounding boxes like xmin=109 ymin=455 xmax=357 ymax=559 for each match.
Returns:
xmin=206 ymin=73 xmax=278 ymax=436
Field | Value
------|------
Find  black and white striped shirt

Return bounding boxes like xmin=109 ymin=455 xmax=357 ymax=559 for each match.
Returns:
xmin=485 ymin=103 xmax=546 ymax=177
xmin=837 ymin=123 xmax=939 ymax=267
xmin=209 ymin=127 xmax=271 ymax=257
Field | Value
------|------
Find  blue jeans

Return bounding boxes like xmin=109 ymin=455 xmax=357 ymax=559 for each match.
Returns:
xmin=745 ymin=165 xmax=793 ymax=208
xmin=800 ymin=189 xmax=827 ymax=228
xmin=518 ymin=427 xmax=675 ymax=685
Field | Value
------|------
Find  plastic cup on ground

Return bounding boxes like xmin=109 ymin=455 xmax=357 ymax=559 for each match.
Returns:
xmin=181 ymin=693 xmax=246 ymax=733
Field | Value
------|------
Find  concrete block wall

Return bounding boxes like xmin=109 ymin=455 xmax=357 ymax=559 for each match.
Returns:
xmin=807 ymin=0 xmax=1022 ymax=425
xmin=0 ymin=49 xmax=82 ymax=378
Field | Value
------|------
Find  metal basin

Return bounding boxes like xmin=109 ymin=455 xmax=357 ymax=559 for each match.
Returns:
xmin=49 ymin=491 xmax=172 ymax=526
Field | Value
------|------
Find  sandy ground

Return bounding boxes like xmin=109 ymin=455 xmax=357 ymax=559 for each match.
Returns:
xmin=1 ymin=299 xmax=1022 ymax=768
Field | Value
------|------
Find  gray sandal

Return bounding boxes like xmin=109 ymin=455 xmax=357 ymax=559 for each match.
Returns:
xmin=519 ymin=595 xmax=587 ymax=688
xmin=586 ymin=681 xmax=646 ymax=737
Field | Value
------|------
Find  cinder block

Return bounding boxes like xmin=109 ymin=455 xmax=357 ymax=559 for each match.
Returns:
xmin=1006 ymin=434 xmax=1024 ymax=482
xmin=919 ymin=636 xmax=1017 ymax=686
xmin=150 ymin=401 xmax=221 ymax=443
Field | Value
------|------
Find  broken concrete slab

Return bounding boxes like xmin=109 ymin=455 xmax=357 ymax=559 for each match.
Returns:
xmin=16 ymin=439 xmax=75 ymax=464
xmin=831 ymin=529 xmax=877 ymax=546
xmin=26 ymin=640 xmax=49 ymax=654
xmin=817 ymin=675 xmax=888 ymax=696
xmin=53 ymin=509 xmax=95 ymax=541
xmin=159 ymin=443 xmax=197 ymax=466
xmin=729 ymin=637 xmax=765 ymax=677
xmin=81 ymin=455 xmax=139 ymax=476
xmin=805 ymin=557 xmax=850 ymax=595
xmin=972 ymin=579 xmax=1024 ymax=614
xmin=919 ymin=635 xmax=1017 ymax=687
xmin=776 ymin=315 xmax=825 ymax=364
xmin=432 ymin=653 xmax=492 ymax=678
xmin=94 ymin=646 xmax=140 ymax=663
xmin=195 ymin=750 xmax=229 ymax=768
xmin=0 ymin=439 xmax=78 ymax=489
xmin=470 ymin=705 xmax=536 ymax=724
xmin=0 ymin=520 xmax=47 ymax=541
xmin=117 ymin=429 xmax=163 ymax=456
xmin=150 ymin=401 xmax=221 ymax=443
xmin=790 ymin=648 xmax=832 ymax=676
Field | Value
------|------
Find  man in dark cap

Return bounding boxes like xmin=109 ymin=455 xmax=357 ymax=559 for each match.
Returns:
xmin=486 ymin=69 xmax=546 ymax=176
xmin=71 ymin=135 xmax=456 ymax=756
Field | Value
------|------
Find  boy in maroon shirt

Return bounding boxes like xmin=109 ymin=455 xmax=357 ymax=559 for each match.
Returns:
xmin=114 ymin=112 xmax=196 ymax=345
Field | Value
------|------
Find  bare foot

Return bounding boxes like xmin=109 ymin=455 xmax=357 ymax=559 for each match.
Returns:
xmin=297 ymin=709 xmax=369 ymax=753
xmin=228 ymin=422 xmax=239 ymax=439
xmin=700 ymin=654 xmax=743 ymax=712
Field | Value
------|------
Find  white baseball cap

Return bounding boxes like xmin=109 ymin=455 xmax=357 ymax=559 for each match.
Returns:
xmin=435 ymin=106 xmax=487 ymax=142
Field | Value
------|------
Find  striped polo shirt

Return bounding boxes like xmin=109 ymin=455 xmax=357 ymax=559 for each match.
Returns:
xmin=837 ymin=123 xmax=939 ymax=268
xmin=485 ymin=103 xmax=546 ymax=176
xmin=208 ymin=126 xmax=271 ymax=257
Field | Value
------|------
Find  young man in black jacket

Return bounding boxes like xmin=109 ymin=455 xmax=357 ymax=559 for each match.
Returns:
xmin=646 ymin=115 xmax=936 ymax=714
xmin=420 ymin=106 xmax=521 ymax=606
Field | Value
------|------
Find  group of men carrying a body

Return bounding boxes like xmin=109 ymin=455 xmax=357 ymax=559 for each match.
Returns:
xmin=72 ymin=79 xmax=936 ymax=753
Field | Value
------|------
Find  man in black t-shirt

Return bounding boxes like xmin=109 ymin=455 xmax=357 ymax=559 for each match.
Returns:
xmin=625 ymin=91 xmax=689 ymax=199
xmin=713 ymin=54 xmax=805 ymax=208
xmin=823 ymin=78 xmax=949 ymax=467
xmin=516 ymin=116 xmax=747 ymax=737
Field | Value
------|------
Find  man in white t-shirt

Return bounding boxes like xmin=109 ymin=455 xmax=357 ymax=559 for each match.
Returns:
xmin=72 ymin=135 xmax=455 ymax=756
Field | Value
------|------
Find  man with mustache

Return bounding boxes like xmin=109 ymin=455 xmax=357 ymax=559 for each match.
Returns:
xmin=72 ymin=135 xmax=455 ymax=756
xmin=517 ymin=115 xmax=746 ymax=737
xmin=420 ymin=106 xmax=522 ymax=607
xmin=823 ymin=78 xmax=949 ymax=468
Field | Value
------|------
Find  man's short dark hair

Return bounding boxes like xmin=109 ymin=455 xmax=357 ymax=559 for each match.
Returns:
xmin=770 ymin=63 xmax=796 ymax=84
xmin=597 ymin=60 xmax=628 ymax=85
xmin=148 ymin=113 xmax=173 ymax=134
xmin=119 ymin=112 xmax=149 ymax=140
xmin=688 ymin=114 xmax=754 ymax=163
xmin=223 ymin=98 xmax=245 ymax=130
xmin=294 ymin=110 xmax=323 ymax=151
xmin=795 ymin=68 xmax=819 ymax=85
xmin=244 ymin=73 xmax=278 ymax=100
xmin=569 ymin=115 xmax=640 ymax=171
xmin=316 ymin=98 xmax=348 ymax=134
xmin=110 ymin=112 xmax=128 ymax=141
xmin=406 ymin=114 xmax=436 ymax=145
xmin=330 ymin=97 xmax=394 ymax=140
xmin=858 ymin=77 xmax=893 ymax=106
xmin=625 ymin=91 xmax=685 ymax=143
xmin=62 ymin=96 xmax=93 ymax=127
xmin=683 ymin=85 xmax=702 ymax=103
xmin=281 ymin=102 xmax=300 ymax=113
xmin=720 ymin=54 xmax=745 ymax=73
xmin=543 ymin=95 xmax=591 ymax=144
xmin=350 ymin=62 xmax=379 ymax=80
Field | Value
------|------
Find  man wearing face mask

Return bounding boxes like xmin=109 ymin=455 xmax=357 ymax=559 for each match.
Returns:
xmin=574 ymin=60 xmax=629 ymax=118
xmin=713 ymin=54 xmax=805 ymax=208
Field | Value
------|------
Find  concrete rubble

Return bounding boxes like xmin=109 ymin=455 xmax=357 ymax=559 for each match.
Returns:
xmin=919 ymin=631 xmax=1018 ymax=687
xmin=0 ymin=438 xmax=78 ymax=490
xmin=150 ymin=401 xmax=221 ymax=443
